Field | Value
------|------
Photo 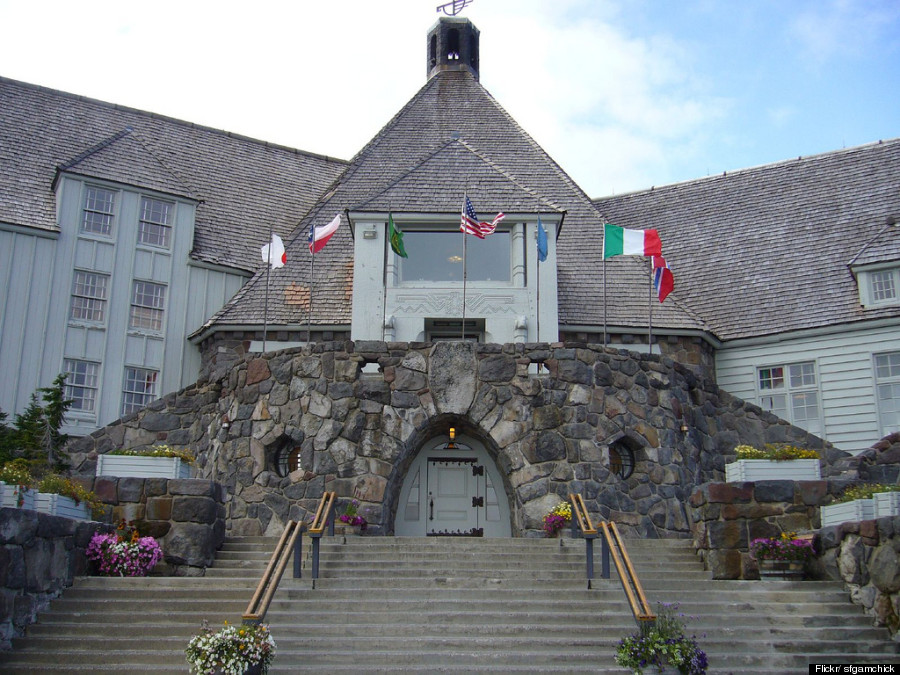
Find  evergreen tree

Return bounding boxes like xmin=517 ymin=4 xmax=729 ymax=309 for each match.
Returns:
xmin=10 ymin=374 xmax=72 ymax=470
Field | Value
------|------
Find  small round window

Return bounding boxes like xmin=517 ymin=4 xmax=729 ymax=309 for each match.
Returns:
xmin=609 ymin=442 xmax=635 ymax=479
xmin=275 ymin=447 xmax=302 ymax=477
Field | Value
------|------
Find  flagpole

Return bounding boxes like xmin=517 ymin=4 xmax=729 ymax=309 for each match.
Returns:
xmin=382 ymin=213 xmax=389 ymax=342
xmin=536 ymin=218 xmax=541 ymax=343
xmin=263 ymin=223 xmax=273 ymax=354
xmin=602 ymin=233 xmax=608 ymax=348
xmin=308 ymin=227 xmax=314 ymax=345
xmin=461 ymin=193 xmax=468 ymax=341
xmin=648 ymin=257 xmax=653 ymax=356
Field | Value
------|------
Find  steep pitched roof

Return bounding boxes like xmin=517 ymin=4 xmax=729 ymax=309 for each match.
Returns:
xmin=203 ymin=69 xmax=708 ymax=334
xmin=0 ymin=76 xmax=347 ymax=272
xmin=594 ymin=139 xmax=900 ymax=341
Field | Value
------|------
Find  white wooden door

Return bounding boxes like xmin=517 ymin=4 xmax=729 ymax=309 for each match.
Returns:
xmin=426 ymin=457 xmax=481 ymax=536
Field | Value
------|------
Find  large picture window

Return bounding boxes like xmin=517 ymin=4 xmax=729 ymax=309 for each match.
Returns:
xmin=875 ymin=352 xmax=900 ymax=436
xmin=399 ymin=230 xmax=510 ymax=283
xmin=757 ymin=361 xmax=823 ymax=436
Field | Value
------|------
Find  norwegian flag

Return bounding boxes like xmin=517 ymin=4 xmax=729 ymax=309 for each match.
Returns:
xmin=652 ymin=256 xmax=674 ymax=303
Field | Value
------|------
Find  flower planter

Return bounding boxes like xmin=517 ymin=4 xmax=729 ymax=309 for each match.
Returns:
xmin=0 ymin=481 xmax=36 ymax=509
xmin=96 ymin=454 xmax=191 ymax=479
xmin=874 ymin=492 xmax=900 ymax=518
xmin=35 ymin=492 xmax=90 ymax=520
xmin=821 ymin=498 xmax=876 ymax=527
xmin=724 ymin=459 xmax=820 ymax=482
xmin=758 ymin=559 xmax=805 ymax=580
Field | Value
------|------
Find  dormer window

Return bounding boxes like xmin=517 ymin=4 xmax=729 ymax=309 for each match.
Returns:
xmin=82 ymin=186 xmax=116 ymax=236
xmin=855 ymin=264 xmax=900 ymax=308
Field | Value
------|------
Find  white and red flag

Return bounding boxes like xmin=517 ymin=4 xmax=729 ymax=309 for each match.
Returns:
xmin=308 ymin=213 xmax=341 ymax=253
xmin=261 ymin=233 xmax=286 ymax=269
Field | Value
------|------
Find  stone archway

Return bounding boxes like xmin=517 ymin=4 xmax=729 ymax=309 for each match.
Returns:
xmin=393 ymin=427 xmax=512 ymax=537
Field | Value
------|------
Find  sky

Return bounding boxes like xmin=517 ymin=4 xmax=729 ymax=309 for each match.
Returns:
xmin=0 ymin=0 xmax=898 ymax=197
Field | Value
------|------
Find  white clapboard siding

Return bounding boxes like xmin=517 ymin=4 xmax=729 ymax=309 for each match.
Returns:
xmin=716 ymin=323 xmax=900 ymax=454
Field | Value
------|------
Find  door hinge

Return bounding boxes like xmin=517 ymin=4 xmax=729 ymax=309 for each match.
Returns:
xmin=472 ymin=496 xmax=484 ymax=507
xmin=472 ymin=465 xmax=484 ymax=476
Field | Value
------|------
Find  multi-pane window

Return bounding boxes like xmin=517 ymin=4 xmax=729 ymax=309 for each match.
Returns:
xmin=758 ymin=361 xmax=823 ymax=435
xmin=70 ymin=270 xmax=109 ymax=322
xmin=81 ymin=186 xmax=116 ymax=235
xmin=869 ymin=270 xmax=897 ymax=303
xmin=129 ymin=281 xmax=167 ymax=331
xmin=875 ymin=352 xmax=900 ymax=436
xmin=63 ymin=359 xmax=100 ymax=413
xmin=138 ymin=197 xmax=173 ymax=248
xmin=122 ymin=367 xmax=158 ymax=414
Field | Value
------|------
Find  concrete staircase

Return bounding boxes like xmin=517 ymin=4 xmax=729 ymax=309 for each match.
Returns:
xmin=1 ymin=534 xmax=898 ymax=673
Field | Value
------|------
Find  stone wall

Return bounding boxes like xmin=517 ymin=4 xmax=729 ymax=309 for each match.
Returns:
xmin=689 ymin=480 xmax=845 ymax=579
xmin=88 ymin=477 xmax=226 ymax=575
xmin=67 ymin=341 xmax=838 ymax=539
xmin=817 ymin=517 xmax=900 ymax=635
xmin=689 ymin=479 xmax=900 ymax=636
xmin=0 ymin=508 xmax=110 ymax=649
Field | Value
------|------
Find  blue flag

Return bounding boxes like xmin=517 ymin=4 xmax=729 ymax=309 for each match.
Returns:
xmin=537 ymin=217 xmax=548 ymax=262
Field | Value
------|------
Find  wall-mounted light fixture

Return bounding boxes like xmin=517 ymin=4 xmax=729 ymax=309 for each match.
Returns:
xmin=363 ymin=227 xmax=377 ymax=239
xmin=221 ymin=414 xmax=230 ymax=429
xmin=447 ymin=426 xmax=457 ymax=449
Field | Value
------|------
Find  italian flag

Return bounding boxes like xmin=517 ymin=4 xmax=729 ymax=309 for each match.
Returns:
xmin=603 ymin=223 xmax=662 ymax=258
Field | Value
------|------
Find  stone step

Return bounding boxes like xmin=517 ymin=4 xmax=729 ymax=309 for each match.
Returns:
xmin=2 ymin=535 xmax=897 ymax=674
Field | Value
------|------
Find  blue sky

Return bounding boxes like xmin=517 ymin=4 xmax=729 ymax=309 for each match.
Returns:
xmin=0 ymin=0 xmax=897 ymax=196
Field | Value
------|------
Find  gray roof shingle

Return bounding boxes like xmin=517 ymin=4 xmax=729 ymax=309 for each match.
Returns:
xmin=594 ymin=140 xmax=900 ymax=341
xmin=0 ymin=76 xmax=347 ymax=272
xmin=204 ymin=69 xmax=707 ymax=334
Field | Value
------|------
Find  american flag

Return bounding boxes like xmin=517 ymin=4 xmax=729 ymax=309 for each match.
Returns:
xmin=460 ymin=196 xmax=504 ymax=238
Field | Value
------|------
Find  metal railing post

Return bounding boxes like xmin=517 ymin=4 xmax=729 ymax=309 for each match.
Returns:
xmin=601 ymin=530 xmax=610 ymax=579
xmin=311 ymin=534 xmax=321 ymax=579
xmin=293 ymin=528 xmax=303 ymax=578
xmin=585 ymin=535 xmax=595 ymax=582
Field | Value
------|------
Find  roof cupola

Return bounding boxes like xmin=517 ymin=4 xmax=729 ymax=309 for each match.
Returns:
xmin=427 ymin=17 xmax=479 ymax=81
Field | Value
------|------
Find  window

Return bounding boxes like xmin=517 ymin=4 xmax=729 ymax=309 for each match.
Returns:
xmin=870 ymin=270 xmax=897 ymax=303
xmin=82 ymin=186 xmax=116 ymax=235
xmin=70 ymin=270 xmax=109 ymax=322
xmin=129 ymin=281 xmax=167 ymax=331
xmin=425 ymin=318 xmax=483 ymax=342
xmin=64 ymin=359 xmax=99 ymax=413
xmin=757 ymin=361 xmax=822 ymax=435
xmin=857 ymin=266 xmax=900 ymax=308
xmin=138 ymin=197 xmax=174 ymax=248
xmin=399 ymin=230 xmax=511 ymax=283
xmin=275 ymin=447 xmax=303 ymax=477
xmin=875 ymin=352 xmax=900 ymax=436
xmin=122 ymin=367 xmax=158 ymax=414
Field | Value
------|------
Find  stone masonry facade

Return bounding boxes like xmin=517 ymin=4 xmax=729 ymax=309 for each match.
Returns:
xmin=66 ymin=341 xmax=840 ymax=539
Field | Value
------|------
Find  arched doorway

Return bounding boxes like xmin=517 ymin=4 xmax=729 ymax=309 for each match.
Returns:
xmin=394 ymin=428 xmax=511 ymax=537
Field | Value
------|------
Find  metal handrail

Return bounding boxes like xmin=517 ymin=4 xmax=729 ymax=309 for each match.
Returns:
xmin=568 ymin=493 xmax=655 ymax=626
xmin=242 ymin=519 xmax=304 ymax=626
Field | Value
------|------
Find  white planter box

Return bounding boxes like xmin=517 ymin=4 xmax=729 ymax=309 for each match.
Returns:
xmin=725 ymin=459 xmax=821 ymax=482
xmin=96 ymin=454 xmax=191 ymax=479
xmin=35 ymin=492 xmax=90 ymax=520
xmin=0 ymin=482 xmax=36 ymax=509
xmin=821 ymin=498 xmax=876 ymax=527
xmin=874 ymin=492 xmax=900 ymax=518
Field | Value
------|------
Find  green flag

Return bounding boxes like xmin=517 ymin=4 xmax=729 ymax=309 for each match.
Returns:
xmin=389 ymin=213 xmax=408 ymax=258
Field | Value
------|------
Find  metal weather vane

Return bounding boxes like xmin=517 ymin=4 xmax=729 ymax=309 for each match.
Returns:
xmin=436 ymin=0 xmax=473 ymax=16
